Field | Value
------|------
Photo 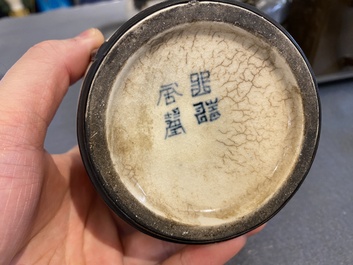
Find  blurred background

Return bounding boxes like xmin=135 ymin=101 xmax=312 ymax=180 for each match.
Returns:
xmin=1 ymin=0 xmax=353 ymax=83
xmin=1 ymin=0 xmax=353 ymax=264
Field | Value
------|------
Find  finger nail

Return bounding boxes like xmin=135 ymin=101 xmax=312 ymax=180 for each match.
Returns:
xmin=75 ymin=28 xmax=105 ymax=49
xmin=76 ymin=28 xmax=102 ymax=40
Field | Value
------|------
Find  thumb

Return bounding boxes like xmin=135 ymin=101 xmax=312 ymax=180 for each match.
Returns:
xmin=0 ymin=28 xmax=104 ymax=150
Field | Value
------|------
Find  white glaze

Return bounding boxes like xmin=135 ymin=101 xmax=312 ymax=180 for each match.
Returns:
xmin=106 ymin=22 xmax=304 ymax=226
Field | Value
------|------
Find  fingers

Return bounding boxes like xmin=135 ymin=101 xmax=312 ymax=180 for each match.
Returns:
xmin=52 ymin=146 xmax=85 ymax=180
xmin=122 ymin=231 xmax=185 ymax=264
xmin=0 ymin=29 xmax=104 ymax=149
xmin=65 ymin=140 xmax=265 ymax=265
xmin=119 ymin=225 xmax=256 ymax=265
xmin=159 ymin=226 xmax=265 ymax=264
xmin=247 ymin=224 xmax=266 ymax=237
xmin=161 ymin=236 xmax=247 ymax=265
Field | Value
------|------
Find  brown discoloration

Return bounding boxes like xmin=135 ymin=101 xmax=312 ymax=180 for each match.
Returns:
xmin=109 ymin=107 xmax=153 ymax=159
xmin=105 ymin=22 xmax=304 ymax=226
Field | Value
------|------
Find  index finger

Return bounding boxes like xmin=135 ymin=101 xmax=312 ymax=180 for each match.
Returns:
xmin=0 ymin=29 xmax=104 ymax=149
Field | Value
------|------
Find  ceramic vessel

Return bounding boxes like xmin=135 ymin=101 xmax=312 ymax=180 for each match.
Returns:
xmin=77 ymin=0 xmax=320 ymax=243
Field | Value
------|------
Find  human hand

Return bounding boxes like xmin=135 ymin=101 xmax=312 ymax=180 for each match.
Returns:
xmin=0 ymin=28 xmax=263 ymax=265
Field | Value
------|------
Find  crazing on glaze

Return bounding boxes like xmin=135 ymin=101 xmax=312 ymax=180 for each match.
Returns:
xmin=106 ymin=22 xmax=304 ymax=226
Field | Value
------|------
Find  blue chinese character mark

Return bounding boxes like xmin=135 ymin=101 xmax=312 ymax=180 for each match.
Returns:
xmin=158 ymin=71 xmax=220 ymax=138
xmin=165 ymin=107 xmax=186 ymax=139
xmin=206 ymin=98 xmax=221 ymax=122
xmin=193 ymin=98 xmax=221 ymax=124
xmin=157 ymin=83 xmax=183 ymax=106
xmin=190 ymin=70 xmax=211 ymax=97
xmin=193 ymin=102 xmax=208 ymax=124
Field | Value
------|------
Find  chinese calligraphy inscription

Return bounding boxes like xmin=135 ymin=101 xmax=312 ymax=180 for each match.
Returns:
xmin=158 ymin=70 xmax=221 ymax=139
xmin=193 ymin=98 xmax=221 ymax=124
xmin=157 ymin=83 xmax=183 ymax=106
xmin=190 ymin=70 xmax=211 ymax=97
xmin=164 ymin=108 xmax=186 ymax=139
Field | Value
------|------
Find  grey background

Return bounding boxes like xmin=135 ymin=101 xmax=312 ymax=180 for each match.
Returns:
xmin=1 ymin=2 xmax=353 ymax=264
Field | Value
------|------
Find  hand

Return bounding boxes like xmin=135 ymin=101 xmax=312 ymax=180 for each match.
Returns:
xmin=0 ymin=28 xmax=263 ymax=265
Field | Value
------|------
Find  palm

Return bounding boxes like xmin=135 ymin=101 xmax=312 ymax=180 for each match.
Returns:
xmin=1 ymin=148 xmax=114 ymax=263
xmin=7 ymin=148 xmax=240 ymax=265
xmin=4 ymin=147 xmax=180 ymax=264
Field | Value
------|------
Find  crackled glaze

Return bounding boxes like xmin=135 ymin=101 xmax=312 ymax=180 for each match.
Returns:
xmin=106 ymin=22 xmax=304 ymax=226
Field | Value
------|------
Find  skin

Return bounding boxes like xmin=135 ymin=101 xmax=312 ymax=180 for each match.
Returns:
xmin=0 ymin=28 xmax=263 ymax=265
